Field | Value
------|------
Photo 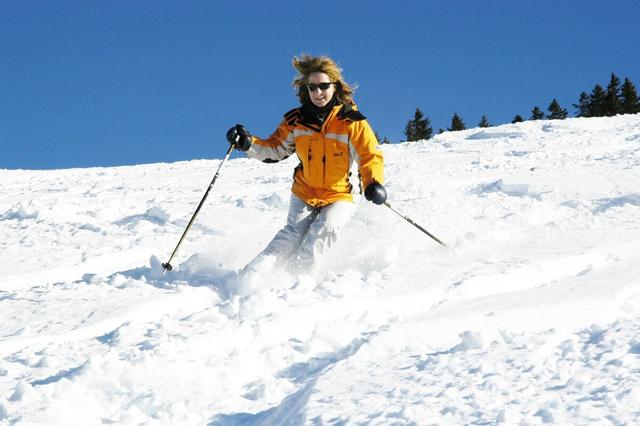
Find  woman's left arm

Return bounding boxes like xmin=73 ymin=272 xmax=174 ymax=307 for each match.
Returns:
xmin=350 ymin=119 xmax=384 ymax=188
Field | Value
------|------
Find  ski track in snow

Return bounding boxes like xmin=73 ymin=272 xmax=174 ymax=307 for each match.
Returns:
xmin=1 ymin=115 xmax=640 ymax=424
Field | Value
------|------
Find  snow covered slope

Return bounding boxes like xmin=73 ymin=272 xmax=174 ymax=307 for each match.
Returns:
xmin=1 ymin=114 xmax=639 ymax=424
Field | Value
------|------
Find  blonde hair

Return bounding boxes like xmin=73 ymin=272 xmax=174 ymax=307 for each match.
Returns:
xmin=292 ymin=54 xmax=356 ymax=106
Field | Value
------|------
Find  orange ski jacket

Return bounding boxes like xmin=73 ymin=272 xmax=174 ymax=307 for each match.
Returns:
xmin=246 ymin=103 xmax=384 ymax=207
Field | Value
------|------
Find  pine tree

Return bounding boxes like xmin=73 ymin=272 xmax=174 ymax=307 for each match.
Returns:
xmin=531 ymin=106 xmax=544 ymax=120
xmin=511 ymin=115 xmax=524 ymax=123
xmin=404 ymin=108 xmax=432 ymax=141
xmin=603 ymin=73 xmax=622 ymax=116
xmin=574 ymin=92 xmax=591 ymax=117
xmin=478 ymin=115 xmax=491 ymax=128
xmin=620 ymin=77 xmax=640 ymax=114
xmin=404 ymin=120 xmax=415 ymax=142
xmin=374 ymin=131 xmax=391 ymax=144
xmin=414 ymin=111 xmax=433 ymax=140
xmin=448 ymin=113 xmax=466 ymax=131
xmin=589 ymin=84 xmax=606 ymax=117
xmin=547 ymin=99 xmax=568 ymax=120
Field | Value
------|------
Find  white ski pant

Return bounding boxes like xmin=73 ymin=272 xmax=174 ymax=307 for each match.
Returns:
xmin=252 ymin=194 xmax=356 ymax=273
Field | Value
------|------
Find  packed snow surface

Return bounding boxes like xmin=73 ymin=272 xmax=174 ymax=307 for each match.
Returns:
xmin=1 ymin=115 xmax=640 ymax=425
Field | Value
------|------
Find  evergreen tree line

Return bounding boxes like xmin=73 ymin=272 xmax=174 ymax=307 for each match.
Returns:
xmin=402 ymin=72 xmax=640 ymax=142
xmin=574 ymin=73 xmax=640 ymax=118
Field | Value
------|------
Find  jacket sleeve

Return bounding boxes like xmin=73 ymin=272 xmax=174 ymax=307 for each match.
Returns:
xmin=246 ymin=119 xmax=296 ymax=163
xmin=350 ymin=119 xmax=384 ymax=188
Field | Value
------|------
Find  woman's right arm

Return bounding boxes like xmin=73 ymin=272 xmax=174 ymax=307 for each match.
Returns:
xmin=246 ymin=119 xmax=296 ymax=163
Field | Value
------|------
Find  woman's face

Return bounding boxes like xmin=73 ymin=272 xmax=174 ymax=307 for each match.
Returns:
xmin=307 ymin=72 xmax=336 ymax=108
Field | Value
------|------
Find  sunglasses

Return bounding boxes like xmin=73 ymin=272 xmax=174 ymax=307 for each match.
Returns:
xmin=306 ymin=82 xmax=335 ymax=91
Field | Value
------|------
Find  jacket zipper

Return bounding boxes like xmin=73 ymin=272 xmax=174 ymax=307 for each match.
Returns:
xmin=320 ymin=107 xmax=339 ymax=186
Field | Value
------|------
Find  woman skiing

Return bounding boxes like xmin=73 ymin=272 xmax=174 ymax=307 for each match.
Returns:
xmin=226 ymin=54 xmax=386 ymax=275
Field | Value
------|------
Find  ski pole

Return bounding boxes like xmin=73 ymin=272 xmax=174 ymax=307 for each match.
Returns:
xmin=383 ymin=201 xmax=447 ymax=247
xmin=162 ymin=144 xmax=235 ymax=274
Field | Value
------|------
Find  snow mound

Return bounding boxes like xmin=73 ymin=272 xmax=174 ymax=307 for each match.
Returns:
xmin=1 ymin=203 xmax=40 ymax=220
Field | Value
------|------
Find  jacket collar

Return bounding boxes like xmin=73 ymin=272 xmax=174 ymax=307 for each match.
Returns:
xmin=299 ymin=98 xmax=340 ymax=131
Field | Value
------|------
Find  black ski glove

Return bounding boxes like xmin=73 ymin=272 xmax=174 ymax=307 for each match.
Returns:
xmin=226 ymin=124 xmax=252 ymax=151
xmin=364 ymin=182 xmax=387 ymax=205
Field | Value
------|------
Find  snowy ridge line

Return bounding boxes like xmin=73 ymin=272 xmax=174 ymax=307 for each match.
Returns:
xmin=0 ymin=249 xmax=154 ymax=291
xmin=441 ymin=249 xmax=616 ymax=301
xmin=0 ymin=285 xmax=218 ymax=356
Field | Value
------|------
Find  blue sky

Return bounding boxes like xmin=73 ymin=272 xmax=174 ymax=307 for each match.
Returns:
xmin=2 ymin=0 xmax=639 ymax=170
